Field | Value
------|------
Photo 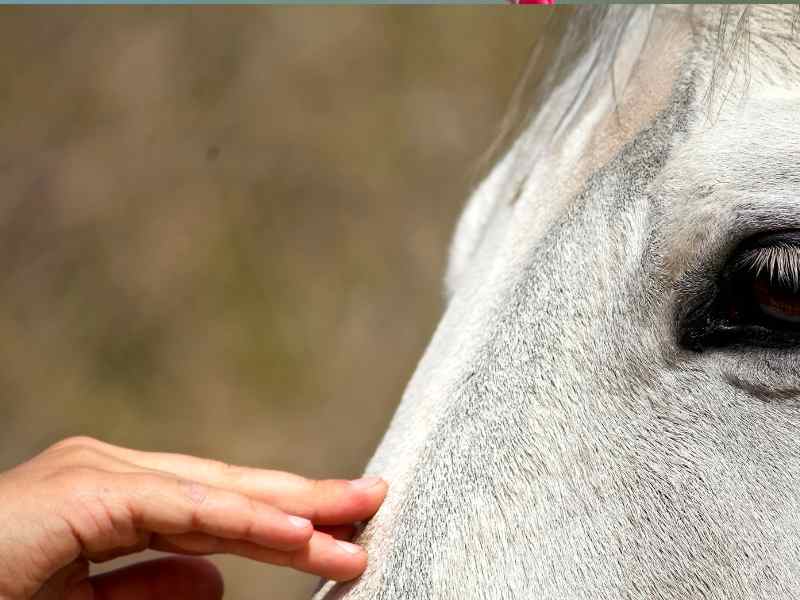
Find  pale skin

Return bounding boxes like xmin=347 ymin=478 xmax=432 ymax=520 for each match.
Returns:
xmin=0 ymin=436 xmax=388 ymax=600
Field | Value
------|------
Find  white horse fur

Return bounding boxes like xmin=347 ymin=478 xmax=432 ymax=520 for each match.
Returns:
xmin=316 ymin=5 xmax=800 ymax=599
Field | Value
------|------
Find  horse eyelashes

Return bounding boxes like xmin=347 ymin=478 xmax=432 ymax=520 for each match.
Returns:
xmin=736 ymin=244 xmax=800 ymax=292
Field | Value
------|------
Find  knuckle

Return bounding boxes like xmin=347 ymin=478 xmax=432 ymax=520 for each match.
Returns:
xmin=48 ymin=466 xmax=104 ymax=491
xmin=310 ymin=478 xmax=325 ymax=495
xmin=180 ymin=479 xmax=210 ymax=506
xmin=127 ymin=472 xmax=175 ymax=507
xmin=240 ymin=497 xmax=259 ymax=539
xmin=211 ymin=459 xmax=243 ymax=484
xmin=45 ymin=438 xmax=105 ymax=467
xmin=65 ymin=446 xmax=102 ymax=466
xmin=63 ymin=487 xmax=138 ymax=556
xmin=47 ymin=436 xmax=100 ymax=453
xmin=172 ymin=478 xmax=211 ymax=531
xmin=44 ymin=467 xmax=115 ymax=512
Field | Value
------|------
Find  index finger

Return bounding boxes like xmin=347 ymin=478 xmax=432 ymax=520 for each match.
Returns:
xmin=81 ymin=438 xmax=388 ymax=525
xmin=65 ymin=470 xmax=315 ymax=555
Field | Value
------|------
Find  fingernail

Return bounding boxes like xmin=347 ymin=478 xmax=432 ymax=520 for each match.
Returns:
xmin=349 ymin=476 xmax=383 ymax=490
xmin=288 ymin=515 xmax=311 ymax=529
xmin=336 ymin=540 xmax=362 ymax=555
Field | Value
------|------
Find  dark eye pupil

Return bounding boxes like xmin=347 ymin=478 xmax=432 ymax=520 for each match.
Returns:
xmin=753 ymin=277 xmax=800 ymax=324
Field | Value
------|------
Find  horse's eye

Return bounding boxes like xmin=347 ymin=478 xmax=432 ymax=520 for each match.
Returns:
xmin=752 ymin=276 xmax=800 ymax=325
xmin=680 ymin=232 xmax=800 ymax=351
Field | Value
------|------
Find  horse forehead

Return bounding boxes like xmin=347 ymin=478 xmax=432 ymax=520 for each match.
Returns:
xmin=681 ymin=90 xmax=800 ymax=178
xmin=653 ymin=86 xmax=800 ymax=280
xmin=522 ymin=76 xmax=800 ymax=281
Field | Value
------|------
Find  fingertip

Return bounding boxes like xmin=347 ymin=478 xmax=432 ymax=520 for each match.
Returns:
xmin=350 ymin=476 xmax=388 ymax=501
xmin=251 ymin=508 xmax=314 ymax=551
xmin=332 ymin=540 xmax=368 ymax=581
xmin=288 ymin=531 xmax=368 ymax=582
xmin=313 ymin=536 xmax=367 ymax=582
xmin=348 ymin=476 xmax=385 ymax=491
xmin=282 ymin=514 xmax=314 ymax=549
xmin=298 ymin=476 xmax=388 ymax=526
xmin=288 ymin=515 xmax=314 ymax=536
xmin=316 ymin=524 xmax=357 ymax=541
xmin=334 ymin=539 xmax=363 ymax=557
xmin=345 ymin=476 xmax=388 ymax=515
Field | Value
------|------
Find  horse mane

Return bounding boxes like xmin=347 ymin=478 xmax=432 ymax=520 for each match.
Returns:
xmin=479 ymin=5 xmax=800 ymax=180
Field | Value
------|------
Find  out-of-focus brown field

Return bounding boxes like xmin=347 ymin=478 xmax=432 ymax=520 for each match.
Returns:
xmin=0 ymin=8 xmax=549 ymax=599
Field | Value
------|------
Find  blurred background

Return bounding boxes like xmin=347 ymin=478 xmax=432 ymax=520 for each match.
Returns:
xmin=0 ymin=8 xmax=552 ymax=598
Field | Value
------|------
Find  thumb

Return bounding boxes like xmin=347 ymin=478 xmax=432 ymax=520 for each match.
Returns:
xmin=68 ymin=557 xmax=224 ymax=600
xmin=32 ymin=560 xmax=91 ymax=600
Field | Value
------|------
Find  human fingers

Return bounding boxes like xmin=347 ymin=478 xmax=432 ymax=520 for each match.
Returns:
xmin=52 ymin=468 xmax=314 ymax=560
xmin=0 ymin=439 xmax=319 ymax=600
xmin=31 ymin=560 xmax=90 ymax=600
xmin=39 ymin=438 xmax=312 ymax=560
xmin=150 ymin=529 xmax=367 ymax=581
xmin=73 ymin=438 xmax=388 ymax=525
xmin=316 ymin=524 xmax=357 ymax=541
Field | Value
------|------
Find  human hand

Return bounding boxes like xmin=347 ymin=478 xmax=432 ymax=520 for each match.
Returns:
xmin=0 ymin=436 xmax=387 ymax=600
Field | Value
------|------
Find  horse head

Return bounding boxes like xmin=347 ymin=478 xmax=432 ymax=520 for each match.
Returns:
xmin=318 ymin=6 xmax=800 ymax=598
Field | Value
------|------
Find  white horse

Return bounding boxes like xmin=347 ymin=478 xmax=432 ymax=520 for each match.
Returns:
xmin=317 ymin=5 xmax=800 ymax=598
